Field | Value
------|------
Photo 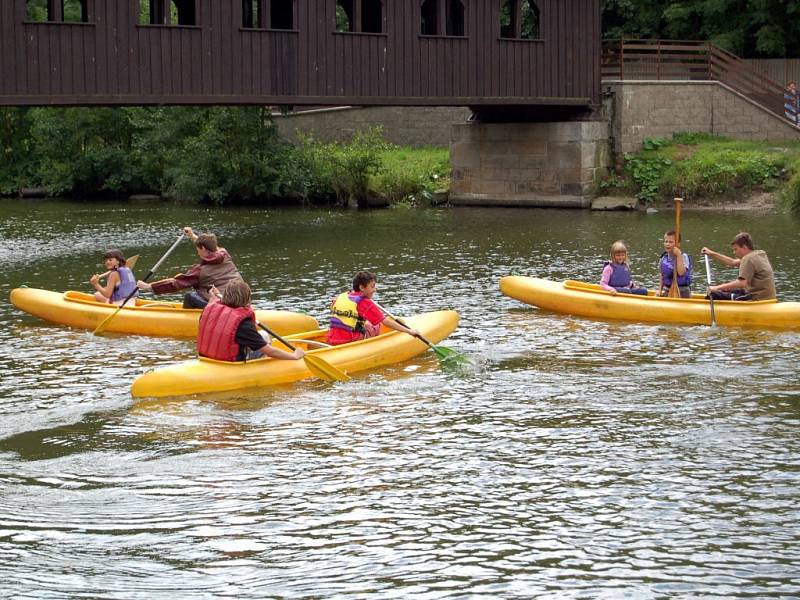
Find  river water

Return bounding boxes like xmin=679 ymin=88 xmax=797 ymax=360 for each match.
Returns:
xmin=1 ymin=199 xmax=799 ymax=598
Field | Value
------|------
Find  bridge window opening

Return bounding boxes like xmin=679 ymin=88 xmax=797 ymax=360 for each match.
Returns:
xmin=445 ymin=0 xmax=464 ymax=36
xmin=242 ymin=0 xmax=261 ymax=28
xmin=335 ymin=0 xmax=353 ymax=32
xmin=421 ymin=0 xmax=438 ymax=35
xmin=335 ymin=0 xmax=382 ymax=33
xmin=25 ymin=0 xmax=89 ymax=23
xmin=63 ymin=0 xmax=88 ymax=22
xmin=170 ymin=0 xmax=196 ymax=25
xmin=361 ymin=0 xmax=382 ymax=33
xmin=25 ymin=0 xmax=49 ymax=21
xmin=139 ymin=0 xmax=163 ymax=24
xmin=271 ymin=0 xmax=294 ymax=29
xmin=500 ymin=0 xmax=539 ymax=39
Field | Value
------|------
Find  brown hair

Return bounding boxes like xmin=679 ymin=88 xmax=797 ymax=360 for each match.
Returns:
xmin=221 ymin=280 xmax=251 ymax=308
xmin=352 ymin=271 xmax=377 ymax=291
xmin=195 ymin=233 xmax=218 ymax=252
xmin=664 ymin=230 xmax=681 ymax=242
xmin=608 ymin=240 xmax=629 ymax=263
xmin=731 ymin=232 xmax=754 ymax=250
xmin=102 ymin=249 xmax=127 ymax=267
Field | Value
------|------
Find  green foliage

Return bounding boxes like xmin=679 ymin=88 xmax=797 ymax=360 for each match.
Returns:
xmin=598 ymin=170 xmax=631 ymax=194
xmin=1 ymin=107 xmax=444 ymax=206
xmin=372 ymin=146 xmax=450 ymax=205
xmin=0 ymin=108 xmax=37 ymax=194
xmin=165 ymin=107 xmax=286 ymax=204
xmin=322 ymin=127 xmax=390 ymax=206
xmin=602 ymin=0 xmax=800 ymax=58
xmin=621 ymin=132 xmax=797 ymax=204
xmin=25 ymin=0 xmax=48 ymax=21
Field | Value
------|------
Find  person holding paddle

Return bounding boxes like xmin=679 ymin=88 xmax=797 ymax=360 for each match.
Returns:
xmin=137 ymin=227 xmax=243 ymax=309
xmin=702 ymin=232 xmax=776 ymax=301
xmin=327 ymin=271 xmax=420 ymax=346
xmin=90 ymin=250 xmax=138 ymax=304
xmin=197 ymin=281 xmax=304 ymax=362
xmin=658 ymin=230 xmax=692 ymax=298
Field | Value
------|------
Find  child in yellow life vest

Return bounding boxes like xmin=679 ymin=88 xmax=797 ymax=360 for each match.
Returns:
xmin=327 ymin=271 xmax=420 ymax=346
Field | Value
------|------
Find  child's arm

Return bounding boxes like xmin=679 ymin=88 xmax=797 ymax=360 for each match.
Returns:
xmin=599 ymin=264 xmax=616 ymax=293
xmin=91 ymin=271 xmax=120 ymax=300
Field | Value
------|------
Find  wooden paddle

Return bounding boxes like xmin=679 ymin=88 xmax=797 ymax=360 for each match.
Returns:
xmin=93 ymin=233 xmax=185 ymax=335
xmin=96 ymin=254 xmax=140 ymax=279
xmin=371 ymin=300 xmax=463 ymax=362
xmin=256 ymin=321 xmax=350 ymax=383
xmin=667 ymin=197 xmax=683 ymax=298
xmin=703 ymin=253 xmax=717 ymax=327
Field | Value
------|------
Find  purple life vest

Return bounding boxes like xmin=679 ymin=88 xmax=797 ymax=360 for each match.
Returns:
xmin=659 ymin=252 xmax=692 ymax=288
xmin=605 ymin=261 xmax=632 ymax=288
xmin=111 ymin=266 xmax=139 ymax=302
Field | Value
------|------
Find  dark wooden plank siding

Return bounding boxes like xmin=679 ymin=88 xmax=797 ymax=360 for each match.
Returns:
xmin=1 ymin=0 xmax=600 ymax=106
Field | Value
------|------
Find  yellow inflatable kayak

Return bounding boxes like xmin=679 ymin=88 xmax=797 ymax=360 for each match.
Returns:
xmin=10 ymin=288 xmax=318 ymax=338
xmin=500 ymin=276 xmax=800 ymax=329
xmin=131 ymin=310 xmax=460 ymax=397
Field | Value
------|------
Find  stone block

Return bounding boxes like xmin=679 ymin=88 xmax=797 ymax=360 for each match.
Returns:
xmin=592 ymin=196 xmax=638 ymax=211
xmin=450 ymin=142 xmax=481 ymax=169
xmin=550 ymin=143 xmax=582 ymax=169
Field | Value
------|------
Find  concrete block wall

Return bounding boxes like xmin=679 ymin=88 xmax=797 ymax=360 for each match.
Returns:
xmin=273 ymin=106 xmax=472 ymax=147
xmin=605 ymin=81 xmax=800 ymax=161
xmin=449 ymin=121 xmax=612 ymax=207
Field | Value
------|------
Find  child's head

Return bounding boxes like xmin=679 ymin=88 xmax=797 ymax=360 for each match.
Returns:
xmin=195 ymin=233 xmax=218 ymax=253
xmin=731 ymin=231 xmax=754 ymax=250
xmin=221 ymin=280 xmax=251 ymax=308
xmin=102 ymin=249 xmax=127 ymax=267
xmin=609 ymin=240 xmax=628 ymax=264
xmin=352 ymin=271 xmax=377 ymax=293
xmin=663 ymin=230 xmax=681 ymax=250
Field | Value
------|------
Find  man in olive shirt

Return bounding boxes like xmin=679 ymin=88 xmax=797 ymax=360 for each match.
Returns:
xmin=702 ymin=232 xmax=776 ymax=301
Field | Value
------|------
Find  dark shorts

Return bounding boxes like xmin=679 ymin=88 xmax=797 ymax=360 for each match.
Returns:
xmin=707 ymin=289 xmax=753 ymax=301
xmin=183 ymin=291 xmax=209 ymax=309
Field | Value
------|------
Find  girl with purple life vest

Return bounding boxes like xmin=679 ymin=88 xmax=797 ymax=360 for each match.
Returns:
xmin=197 ymin=280 xmax=304 ymax=362
xmin=658 ymin=230 xmax=692 ymax=298
xmin=599 ymin=241 xmax=648 ymax=296
xmin=90 ymin=249 xmax=138 ymax=304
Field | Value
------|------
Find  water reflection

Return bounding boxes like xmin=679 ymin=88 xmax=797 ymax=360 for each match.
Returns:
xmin=0 ymin=201 xmax=799 ymax=597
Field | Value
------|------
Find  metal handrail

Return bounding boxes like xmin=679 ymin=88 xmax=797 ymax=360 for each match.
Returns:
xmin=601 ymin=39 xmax=793 ymax=122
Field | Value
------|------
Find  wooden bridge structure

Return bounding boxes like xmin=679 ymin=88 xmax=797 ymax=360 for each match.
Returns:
xmin=1 ymin=0 xmax=601 ymax=116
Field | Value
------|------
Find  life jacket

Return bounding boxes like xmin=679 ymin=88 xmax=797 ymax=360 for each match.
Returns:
xmin=197 ymin=299 xmax=255 ymax=362
xmin=329 ymin=292 xmax=367 ymax=334
xmin=111 ymin=266 xmax=139 ymax=302
xmin=604 ymin=261 xmax=632 ymax=288
xmin=660 ymin=252 xmax=692 ymax=287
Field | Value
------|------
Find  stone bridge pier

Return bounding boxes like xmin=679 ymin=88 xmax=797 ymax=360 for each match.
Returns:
xmin=448 ymin=121 xmax=612 ymax=208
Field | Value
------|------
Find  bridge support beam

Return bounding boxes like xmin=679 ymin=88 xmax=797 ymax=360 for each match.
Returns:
xmin=448 ymin=121 xmax=611 ymax=208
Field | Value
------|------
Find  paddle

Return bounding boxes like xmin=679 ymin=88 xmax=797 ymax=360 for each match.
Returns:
xmin=704 ymin=253 xmax=717 ymax=327
xmin=667 ymin=197 xmax=683 ymax=298
xmin=371 ymin=300 xmax=463 ymax=362
xmin=92 ymin=233 xmax=185 ymax=335
xmin=256 ymin=321 xmax=350 ymax=383
xmin=96 ymin=254 xmax=140 ymax=280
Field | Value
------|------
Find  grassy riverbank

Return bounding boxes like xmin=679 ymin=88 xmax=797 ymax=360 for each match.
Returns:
xmin=603 ymin=132 xmax=800 ymax=210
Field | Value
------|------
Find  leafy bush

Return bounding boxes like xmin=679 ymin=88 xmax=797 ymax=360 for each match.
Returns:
xmin=372 ymin=146 xmax=450 ymax=205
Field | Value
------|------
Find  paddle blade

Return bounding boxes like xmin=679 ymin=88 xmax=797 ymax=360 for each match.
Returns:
xmin=304 ymin=355 xmax=350 ymax=382
xmin=92 ymin=304 xmax=124 ymax=335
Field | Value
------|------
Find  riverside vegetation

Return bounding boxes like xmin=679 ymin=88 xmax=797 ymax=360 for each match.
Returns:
xmin=0 ymin=106 xmax=449 ymax=207
xmin=600 ymin=132 xmax=800 ymax=211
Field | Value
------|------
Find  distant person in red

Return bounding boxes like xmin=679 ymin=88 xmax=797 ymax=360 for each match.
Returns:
xmin=137 ymin=226 xmax=243 ymax=309
xmin=327 ymin=271 xmax=420 ymax=346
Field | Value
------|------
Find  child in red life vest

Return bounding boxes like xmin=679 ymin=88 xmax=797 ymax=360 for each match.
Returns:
xmin=197 ymin=280 xmax=304 ymax=362
xmin=327 ymin=271 xmax=421 ymax=346
xmin=599 ymin=240 xmax=648 ymax=296
xmin=90 ymin=249 xmax=138 ymax=304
